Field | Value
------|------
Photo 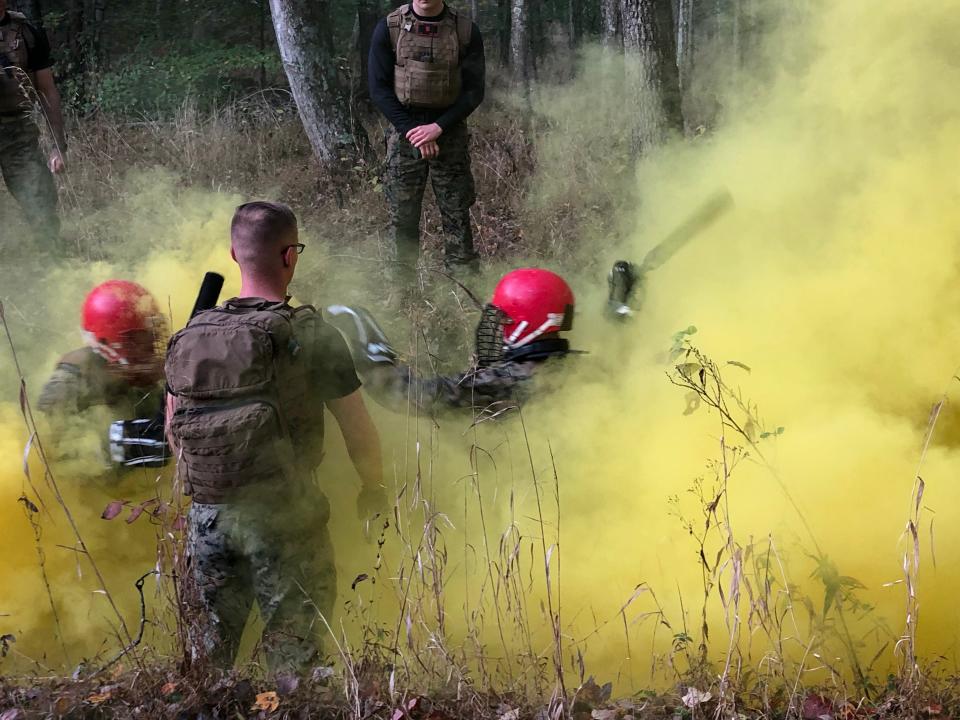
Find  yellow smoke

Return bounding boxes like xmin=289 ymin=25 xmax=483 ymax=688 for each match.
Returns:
xmin=2 ymin=0 xmax=960 ymax=696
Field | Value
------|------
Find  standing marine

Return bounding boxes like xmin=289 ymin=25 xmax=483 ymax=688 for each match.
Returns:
xmin=165 ymin=201 xmax=386 ymax=672
xmin=0 ymin=0 xmax=66 ymax=248
xmin=368 ymin=0 xmax=486 ymax=282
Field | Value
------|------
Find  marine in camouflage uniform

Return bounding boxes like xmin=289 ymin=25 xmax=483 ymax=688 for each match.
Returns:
xmin=0 ymin=6 xmax=64 ymax=247
xmin=328 ymin=268 xmax=577 ymax=415
xmin=369 ymin=2 xmax=485 ymax=281
xmin=166 ymin=204 xmax=385 ymax=673
xmin=364 ymin=337 xmax=571 ymax=414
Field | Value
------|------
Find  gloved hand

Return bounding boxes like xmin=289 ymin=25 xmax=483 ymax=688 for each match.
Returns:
xmin=356 ymin=484 xmax=390 ymax=523
xmin=327 ymin=305 xmax=398 ymax=368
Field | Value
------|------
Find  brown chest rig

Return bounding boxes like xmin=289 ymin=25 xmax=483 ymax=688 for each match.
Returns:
xmin=388 ymin=4 xmax=472 ymax=110
xmin=165 ymin=300 xmax=327 ymax=504
xmin=0 ymin=12 xmax=32 ymax=115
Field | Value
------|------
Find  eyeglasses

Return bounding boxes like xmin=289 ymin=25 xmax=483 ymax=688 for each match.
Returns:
xmin=282 ymin=243 xmax=306 ymax=256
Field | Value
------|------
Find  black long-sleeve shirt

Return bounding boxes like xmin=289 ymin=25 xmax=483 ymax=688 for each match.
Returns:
xmin=368 ymin=6 xmax=485 ymax=135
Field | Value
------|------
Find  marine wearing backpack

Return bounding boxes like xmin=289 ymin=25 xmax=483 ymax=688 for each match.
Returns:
xmin=165 ymin=299 xmax=326 ymax=504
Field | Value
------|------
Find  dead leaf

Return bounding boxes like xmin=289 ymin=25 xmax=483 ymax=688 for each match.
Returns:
xmin=161 ymin=681 xmax=178 ymax=696
xmin=85 ymin=689 xmax=114 ymax=705
xmin=101 ymin=500 xmax=125 ymax=521
xmin=392 ymin=697 xmax=419 ymax=720
xmin=352 ymin=573 xmax=370 ymax=591
xmin=1 ymin=709 xmax=22 ymax=720
xmin=591 ymin=710 xmax=618 ymax=720
xmin=681 ymin=687 xmax=712 ymax=708
xmin=924 ymin=704 xmax=943 ymax=717
xmin=252 ymin=691 xmax=280 ymax=713
xmin=802 ymin=693 xmax=834 ymax=720
xmin=17 ymin=496 xmax=38 ymax=514
xmin=498 ymin=710 xmax=520 ymax=720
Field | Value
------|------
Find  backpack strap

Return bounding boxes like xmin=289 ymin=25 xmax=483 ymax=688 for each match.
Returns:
xmin=387 ymin=4 xmax=411 ymax=60
xmin=451 ymin=8 xmax=473 ymax=61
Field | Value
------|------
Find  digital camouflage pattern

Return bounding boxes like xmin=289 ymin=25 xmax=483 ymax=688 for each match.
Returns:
xmin=0 ymin=113 xmax=59 ymax=247
xmin=365 ymin=356 xmax=568 ymax=413
xmin=187 ymin=491 xmax=336 ymax=672
xmin=38 ymin=347 xmax=162 ymax=466
xmin=384 ymin=121 xmax=478 ymax=279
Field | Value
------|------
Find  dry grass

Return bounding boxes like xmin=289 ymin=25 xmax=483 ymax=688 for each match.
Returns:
xmin=2 ymin=96 xmax=959 ymax=719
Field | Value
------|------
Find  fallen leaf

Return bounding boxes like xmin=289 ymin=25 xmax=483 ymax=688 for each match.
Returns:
xmin=161 ymin=682 xmax=178 ymax=696
xmin=591 ymin=710 xmax=618 ymax=720
xmin=86 ymin=689 xmax=114 ymax=705
xmin=252 ymin=691 xmax=280 ymax=713
xmin=924 ymin=704 xmax=943 ymax=717
xmin=392 ymin=697 xmax=419 ymax=720
xmin=802 ymin=693 xmax=834 ymax=720
xmin=499 ymin=709 xmax=520 ymax=720
xmin=311 ymin=665 xmax=335 ymax=682
xmin=0 ymin=709 xmax=22 ymax=720
xmin=17 ymin=496 xmax=38 ymax=514
xmin=681 ymin=687 xmax=712 ymax=708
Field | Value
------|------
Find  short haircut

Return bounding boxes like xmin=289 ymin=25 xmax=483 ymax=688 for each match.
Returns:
xmin=230 ymin=201 xmax=298 ymax=262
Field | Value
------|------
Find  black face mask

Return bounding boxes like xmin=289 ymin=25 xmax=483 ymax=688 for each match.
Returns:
xmin=475 ymin=304 xmax=505 ymax=368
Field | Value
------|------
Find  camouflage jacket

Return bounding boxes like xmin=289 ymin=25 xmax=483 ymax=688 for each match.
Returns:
xmin=37 ymin=347 xmax=161 ymax=418
xmin=364 ymin=339 xmax=572 ymax=414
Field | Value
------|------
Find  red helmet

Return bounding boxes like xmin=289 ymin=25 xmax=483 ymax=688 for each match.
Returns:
xmin=81 ymin=281 xmax=165 ymax=380
xmin=490 ymin=268 xmax=575 ymax=349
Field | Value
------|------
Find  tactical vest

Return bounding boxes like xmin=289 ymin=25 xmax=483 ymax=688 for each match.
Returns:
xmin=388 ymin=4 xmax=472 ymax=110
xmin=0 ymin=12 xmax=31 ymax=115
xmin=164 ymin=300 xmax=327 ymax=504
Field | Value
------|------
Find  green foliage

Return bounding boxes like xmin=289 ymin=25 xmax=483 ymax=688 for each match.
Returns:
xmin=85 ymin=43 xmax=281 ymax=117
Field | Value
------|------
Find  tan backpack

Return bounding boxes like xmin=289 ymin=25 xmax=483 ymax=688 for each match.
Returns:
xmin=165 ymin=300 xmax=323 ymax=503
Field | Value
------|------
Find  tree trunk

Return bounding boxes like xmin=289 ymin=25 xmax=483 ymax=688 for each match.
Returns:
xmin=601 ymin=0 xmax=622 ymax=49
xmin=356 ymin=0 xmax=381 ymax=105
xmin=498 ymin=0 xmax=511 ymax=65
xmin=568 ymin=0 xmax=583 ymax=48
xmin=619 ymin=0 xmax=683 ymax=152
xmin=470 ymin=0 xmax=479 ymax=21
xmin=510 ymin=0 xmax=531 ymax=87
xmin=13 ymin=0 xmax=44 ymax=25
xmin=269 ymin=0 xmax=370 ymax=168
xmin=676 ymin=0 xmax=693 ymax=92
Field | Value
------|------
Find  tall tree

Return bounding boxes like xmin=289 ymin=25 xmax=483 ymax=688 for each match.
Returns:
xmin=269 ymin=0 xmax=369 ymax=167
xmin=510 ymin=0 xmax=531 ymax=86
xmin=356 ymin=0 xmax=382 ymax=104
xmin=676 ymin=0 xmax=693 ymax=91
xmin=568 ymin=0 xmax=583 ymax=48
xmin=498 ymin=0 xmax=511 ymax=65
xmin=12 ymin=0 xmax=44 ymax=24
xmin=620 ymin=0 xmax=683 ymax=151
xmin=601 ymin=0 xmax=622 ymax=48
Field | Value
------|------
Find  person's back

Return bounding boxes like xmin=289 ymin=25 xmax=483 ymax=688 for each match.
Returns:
xmin=165 ymin=201 xmax=385 ymax=673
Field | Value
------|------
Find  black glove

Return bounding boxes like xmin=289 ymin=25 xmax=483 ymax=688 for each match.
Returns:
xmin=327 ymin=305 xmax=399 ymax=367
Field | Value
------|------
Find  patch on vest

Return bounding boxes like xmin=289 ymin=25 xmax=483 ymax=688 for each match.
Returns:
xmin=414 ymin=22 xmax=440 ymax=37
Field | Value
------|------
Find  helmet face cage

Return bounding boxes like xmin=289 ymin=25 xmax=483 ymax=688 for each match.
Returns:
xmin=475 ymin=304 xmax=506 ymax=368
xmin=85 ymin=313 xmax=169 ymax=385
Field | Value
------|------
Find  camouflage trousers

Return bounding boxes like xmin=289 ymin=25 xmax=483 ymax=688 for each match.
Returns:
xmin=0 ymin=114 xmax=60 ymax=247
xmin=186 ymin=491 xmax=337 ymax=673
xmin=384 ymin=122 xmax=479 ymax=281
